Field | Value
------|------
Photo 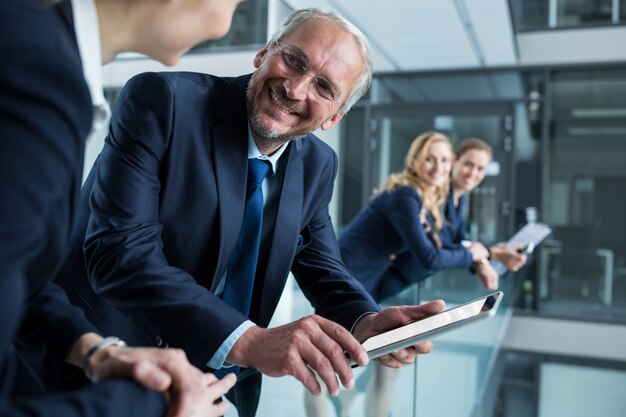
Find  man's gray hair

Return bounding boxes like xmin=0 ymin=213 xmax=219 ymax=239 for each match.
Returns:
xmin=269 ymin=8 xmax=372 ymax=113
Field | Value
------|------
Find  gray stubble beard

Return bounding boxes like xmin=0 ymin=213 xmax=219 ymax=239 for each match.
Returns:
xmin=245 ymin=80 xmax=311 ymax=150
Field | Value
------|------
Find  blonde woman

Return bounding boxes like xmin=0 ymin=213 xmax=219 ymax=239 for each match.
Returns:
xmin=312 ymin=132 xmax=490 ymax=417
xmin=339 ymin=131 xmax=489 ymax=301
xmin=391 ymin=137 xmax=525 ymax=292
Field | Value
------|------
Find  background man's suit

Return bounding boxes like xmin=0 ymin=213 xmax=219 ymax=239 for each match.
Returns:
xmin=55 ymin=71 xmax=379 ymax=410
xmin=0 ymin=1 xmax=165 ymax=416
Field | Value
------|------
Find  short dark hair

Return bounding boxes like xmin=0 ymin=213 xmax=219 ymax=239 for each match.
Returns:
xmin=455 ymin=138 xmax=492 ymax=160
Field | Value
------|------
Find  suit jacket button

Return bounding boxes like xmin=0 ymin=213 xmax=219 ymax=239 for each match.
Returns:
xmin=389 ymin=253 xmax=397 ymax=261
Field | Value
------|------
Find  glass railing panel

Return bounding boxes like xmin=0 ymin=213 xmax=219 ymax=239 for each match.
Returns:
xmin=238 ymin=283 xmax=420 ymax=417
xmin=232 ymin=271 xmax=512 ymax=417
xmin=414 ymin=269 xmax=514 ymax=417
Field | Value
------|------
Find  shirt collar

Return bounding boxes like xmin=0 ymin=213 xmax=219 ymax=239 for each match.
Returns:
xmin=71 ymin=0 xmax=110 ymax=131
xmin=247 ymin=127 xmax=289 ymax=176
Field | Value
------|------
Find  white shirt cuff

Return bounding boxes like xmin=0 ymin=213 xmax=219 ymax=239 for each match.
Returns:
xmin=206 ymin=320 xmax=256 ymax=370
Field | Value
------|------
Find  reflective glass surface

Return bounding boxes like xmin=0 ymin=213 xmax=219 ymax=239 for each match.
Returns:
xmin=234 ymin=271 xmax=514 ymax=417
xmin=557 ymin=0 xmax=613 ymax=26
xmin=370 ymin=72 xmax=524 ymax=105
xmin=540 ymin=69 xmax=626 ymax=317
xmin=510 ymin=0 xmax=550 ymax=31
xmin=338 ymin=103 xmax=517 ymax=243
xmin=190 ymin=0 xmax=268 ymax=52
xmin=511 ymin=0 xmax=621 ymax=30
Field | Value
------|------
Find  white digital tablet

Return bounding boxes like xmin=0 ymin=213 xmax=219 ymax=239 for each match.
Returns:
xmin=506 ymin=222 xmax=553 ymax=251
xmin=351 ymin=291 xmax=503 ymax=366
xmin=492 ymin=222 xmax=553 ymax=274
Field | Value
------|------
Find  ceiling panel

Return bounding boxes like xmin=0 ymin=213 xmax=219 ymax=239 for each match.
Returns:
xmin=464 ymin=0 xmax=517 ymax=65
xmin=280 ymin=0 xmax=517 ymax=72
xmin=336 ymin=0 xmax=479 ymax=70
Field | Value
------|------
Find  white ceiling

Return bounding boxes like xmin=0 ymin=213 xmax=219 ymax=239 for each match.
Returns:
xmin=281 ymin=0 xmax=518 ymax=72
xmin=104 ymin=0 xmax=519 ymax=87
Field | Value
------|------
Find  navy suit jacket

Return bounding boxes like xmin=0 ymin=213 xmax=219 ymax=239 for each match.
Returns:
xmin=55 ymin=71 xmax=379 ymax=371
xmin=339 ymin=186 xmax=472 ymax=300
xmin=440 ymin=192 xmax=468 ymax=245
xmin=1 ymin=1 xmax=165 ymax=416
xmin=386 ymin=192 xmax=470 ymax=297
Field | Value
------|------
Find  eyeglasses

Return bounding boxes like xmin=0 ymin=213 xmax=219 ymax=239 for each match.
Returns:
xmin=272 ymin=41 xmax=339 ymax=106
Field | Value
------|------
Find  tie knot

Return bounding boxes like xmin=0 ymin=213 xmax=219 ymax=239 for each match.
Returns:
xmin=248 ymin=158 xmax=271 ymax=185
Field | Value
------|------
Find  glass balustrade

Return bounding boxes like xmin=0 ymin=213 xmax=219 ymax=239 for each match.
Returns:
xmin=231 ymin=268 xmax=515 ymax=417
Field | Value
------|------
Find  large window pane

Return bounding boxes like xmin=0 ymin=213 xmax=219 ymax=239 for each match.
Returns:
xmin=338 ymin=108 xmax=367 ymax=231
xmin=558 ymin=0 xmax=613 ymax=27
xmin=510 ymin=0 xmax=550 ymax=31
xmin=371 ymin=72 xmax=524 ymax=105
xmin=511 ymin=0 xmax=620 ymax=30
xmin=540 ymin=69 xmax=626 ymax=317
xmin=190 ymin=0 xmax=268 ymax=52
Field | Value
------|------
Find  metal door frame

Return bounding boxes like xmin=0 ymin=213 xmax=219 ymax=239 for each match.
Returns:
xmin=363 ymin=101 xmax=517 ymax=239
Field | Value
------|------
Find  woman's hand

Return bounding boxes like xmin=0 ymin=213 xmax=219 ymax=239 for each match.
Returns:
xmin=467 ymin=241 xmax=490 ymax=262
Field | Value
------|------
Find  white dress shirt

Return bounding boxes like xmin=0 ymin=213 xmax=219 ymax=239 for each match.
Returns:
xmin=207 ymin=132 xmax=289 ymax=370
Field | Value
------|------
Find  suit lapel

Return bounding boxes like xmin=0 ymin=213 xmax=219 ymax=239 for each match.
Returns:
xmin=211 ymin=77 xmax=250 ymax=282
xmin=255 ymin=140 xmax=304 ymax=323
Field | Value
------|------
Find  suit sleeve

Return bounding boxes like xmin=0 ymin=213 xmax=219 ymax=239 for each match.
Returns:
xmin=291 ymin=150 xmax=380 ymax=331
xmin=0 ymin=3 xmax=95 ymax=367
xmin=3 ymin=379 xmax=165 ymax=417
xmin=83 ymin=73 xmax=247 ymax=367
xmin=387 ymin=187 xmax=473 ymax=271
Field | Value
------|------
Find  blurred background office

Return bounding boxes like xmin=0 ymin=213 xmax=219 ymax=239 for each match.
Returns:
xmin=91 ymin=0 xmax=626 ymax=416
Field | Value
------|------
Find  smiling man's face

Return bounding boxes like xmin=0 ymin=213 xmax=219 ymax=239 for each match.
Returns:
xmin=246 ymin=16 xmax=364 ymax=152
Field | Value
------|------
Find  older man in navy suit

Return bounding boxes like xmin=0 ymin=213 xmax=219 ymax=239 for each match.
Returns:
xmin=55 ymin=8 xmax=445 ymax=416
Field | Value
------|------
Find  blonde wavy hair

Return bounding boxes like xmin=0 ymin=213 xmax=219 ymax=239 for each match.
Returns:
xmin=381 ymin=131 xmax=453 ymax=248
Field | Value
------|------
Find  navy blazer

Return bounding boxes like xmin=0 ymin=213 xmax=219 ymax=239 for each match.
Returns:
xmin=339 ymin=186 xmax=472 ymax=300
xmin=386 ymin=192 xmax=470 ymax=296
xmin=55 ymin=71 xmax=379 ymax=371
xmin=440 ymin=192 xmax=468 ymax=246
xmin=1 ymin=1 xmax=165 ymax=415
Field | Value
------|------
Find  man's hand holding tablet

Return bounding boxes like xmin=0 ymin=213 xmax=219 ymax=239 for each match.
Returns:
xmin=351 ymin=300 xmax=446 ymax=368
xmin=350 ymin=292 xmax=504 ymax=367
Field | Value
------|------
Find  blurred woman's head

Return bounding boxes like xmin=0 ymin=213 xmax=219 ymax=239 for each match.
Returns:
xmin=451 ymin=138 xmax=492 ymax=194
xmin=404 ymin=131 xmax=453 ymax=192
xmin=97 ymin=0 xmax=244 ymax=65
xmin=383 ymin=131 xmax=453 ymax=247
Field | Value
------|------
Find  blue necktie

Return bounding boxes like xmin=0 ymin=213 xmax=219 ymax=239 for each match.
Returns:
xmin=222 ymin=158 xmax=271 ymax=317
